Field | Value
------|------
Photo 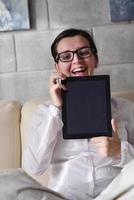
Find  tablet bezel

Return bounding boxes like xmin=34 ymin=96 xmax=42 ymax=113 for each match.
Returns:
xmin=61 ymin=75 xmax=112 ymax=139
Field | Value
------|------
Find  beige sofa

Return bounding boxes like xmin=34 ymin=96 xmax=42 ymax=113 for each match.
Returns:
xmin=0 ymin=92 xmax=134 ymax=187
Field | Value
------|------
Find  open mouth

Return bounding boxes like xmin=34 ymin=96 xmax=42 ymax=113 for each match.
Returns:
xmin=71 ymin=66 xmax=87 ymax=75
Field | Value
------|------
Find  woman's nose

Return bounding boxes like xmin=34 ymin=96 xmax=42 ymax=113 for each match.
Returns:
xmin=72 ymin=52 xmax=81 ymax=63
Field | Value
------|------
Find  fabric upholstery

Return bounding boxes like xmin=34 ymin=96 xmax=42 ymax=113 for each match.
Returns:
xmin=21 ymin=98 xmax=50 ymax=186
xmin=0 ymin=101 xmax=21 ymax=169
xmin=0 ymin=168 xmax=67 ymax=200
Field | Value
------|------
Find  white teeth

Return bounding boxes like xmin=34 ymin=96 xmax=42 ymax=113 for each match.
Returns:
xmin=73 ymin=67 xmax=85 ymax=73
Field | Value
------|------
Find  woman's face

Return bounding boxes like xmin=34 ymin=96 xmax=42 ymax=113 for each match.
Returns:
xmin=55 ymin=35 xmax=98 ymax=77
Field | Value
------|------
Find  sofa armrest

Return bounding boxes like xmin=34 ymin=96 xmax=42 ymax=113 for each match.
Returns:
xmin=0 ymin=101 xmax=22 ymax=169
xmin=112 ymin=91 xmax=134 ymax=102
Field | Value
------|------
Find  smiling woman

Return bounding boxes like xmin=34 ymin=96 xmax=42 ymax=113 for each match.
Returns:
xmin=22 ymin=28 xmax=134 ymax=200
xmin=0 ymin=0 xmax=29 ymax=31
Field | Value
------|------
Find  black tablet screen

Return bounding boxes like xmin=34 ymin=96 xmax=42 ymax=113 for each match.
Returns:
xmin=61 ymin=75 xmax=112 ymax=139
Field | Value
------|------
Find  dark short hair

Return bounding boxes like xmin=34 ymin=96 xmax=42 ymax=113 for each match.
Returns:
xmin=51 ymin=28 xmax=98 ymax=63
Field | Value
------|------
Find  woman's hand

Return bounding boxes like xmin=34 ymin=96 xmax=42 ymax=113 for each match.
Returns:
xmin=90 ymin=119 xmax=121 ymax=158
xmin=49 ymin=71 xmax=66 ymax=108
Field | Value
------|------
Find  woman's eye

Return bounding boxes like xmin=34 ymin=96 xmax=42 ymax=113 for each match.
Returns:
xmin=61 ymin=53 xmax=71 ymax=60
xmin=79 ymin=50 xmax=90 ymax=56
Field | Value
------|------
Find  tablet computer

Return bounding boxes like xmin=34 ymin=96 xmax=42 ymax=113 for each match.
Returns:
xmin=61 ymin=75 xmax=112 ymax=139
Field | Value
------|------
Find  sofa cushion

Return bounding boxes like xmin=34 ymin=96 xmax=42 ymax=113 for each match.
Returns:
xmin=0 ymin=101 xmax=22 ymax=169
xmin=21 ymin=98 xmax=50 ymax=187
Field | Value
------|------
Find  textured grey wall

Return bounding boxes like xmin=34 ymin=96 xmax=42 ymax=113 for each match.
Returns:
xmin=0 ymin=0 xmax=134 ymax=103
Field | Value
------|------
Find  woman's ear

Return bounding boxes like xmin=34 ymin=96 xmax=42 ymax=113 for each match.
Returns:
xmin=95 ymin=56 xmax=99 ymax=68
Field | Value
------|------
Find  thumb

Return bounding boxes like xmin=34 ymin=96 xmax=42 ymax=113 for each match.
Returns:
xmin=111 ymin=118 xmax=118 ymax=134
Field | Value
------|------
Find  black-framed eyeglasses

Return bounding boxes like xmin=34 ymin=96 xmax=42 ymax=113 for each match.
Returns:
xmin=56 ymin=46 xmax=95 ymax=63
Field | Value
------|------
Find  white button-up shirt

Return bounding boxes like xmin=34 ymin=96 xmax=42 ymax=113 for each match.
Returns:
xmin=23 ymin=97 xmax=134 ymax=200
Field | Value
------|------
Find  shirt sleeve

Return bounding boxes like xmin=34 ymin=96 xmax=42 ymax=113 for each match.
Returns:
xmin=22 ymin=103 xmax=63 ymax=175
